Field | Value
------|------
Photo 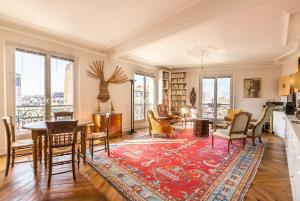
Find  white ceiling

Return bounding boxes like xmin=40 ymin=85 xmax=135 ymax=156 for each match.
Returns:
xmin=0 ymin=0 xmax=194 ymax=48
xmin=0 ymin=0 xmax=299 ymax=68
xmin=128 ymin=0 xmax=300 ymax=67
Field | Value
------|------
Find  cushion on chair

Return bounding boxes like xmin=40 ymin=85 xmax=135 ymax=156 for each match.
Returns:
xmin=213 ymin=129 xmax=247 ymax=139
xmin=11 ymin=139 xmax=33 ymax=148
xmin=89 ymin=132 xmax=107 ymax=139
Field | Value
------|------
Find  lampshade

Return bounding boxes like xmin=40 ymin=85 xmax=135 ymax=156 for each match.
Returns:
xmin=290 ymin=72 xmax=300 ymax=92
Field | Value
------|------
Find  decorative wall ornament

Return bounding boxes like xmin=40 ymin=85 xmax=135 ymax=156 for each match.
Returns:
xmin=186 ymin=45 xmax=221 ymax=68
xmin=190 ymin=87 xmax=196 ymax=107
xmin=87 ymin=60 xmax=128 ymax=102
xmin=244 ymin=78 xmax=261 ymax=98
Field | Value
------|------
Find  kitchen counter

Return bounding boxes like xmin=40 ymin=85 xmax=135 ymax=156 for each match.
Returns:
xmin=286 ymin=115 xmax=300 ymax=142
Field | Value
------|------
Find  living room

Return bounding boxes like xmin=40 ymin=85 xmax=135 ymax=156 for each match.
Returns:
xmin=0 ymin=0 xmax=300 ymax=200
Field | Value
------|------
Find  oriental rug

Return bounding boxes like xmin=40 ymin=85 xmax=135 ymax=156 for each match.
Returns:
xmin=87 ymin=129 xmax=267 ymax=201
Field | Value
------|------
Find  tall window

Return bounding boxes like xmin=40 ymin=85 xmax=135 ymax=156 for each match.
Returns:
xmin=201 ymin=76 xmax=232 ymax=120
xmin=15 ymin=49 xmax=74 ymax=134
xmin=134 ymin=74 xmax=154 ymax=121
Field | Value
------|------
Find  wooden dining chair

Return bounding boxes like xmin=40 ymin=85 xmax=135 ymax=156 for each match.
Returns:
xmin=88 ymin=113 xmax=110 ymax=160
xmin=45 ymin=120 xmax=79 ymax=188
xmin=2 ymin=116 xmax=33 ymax=177
xmin=54 ymin=111 xmax=74 ymax=120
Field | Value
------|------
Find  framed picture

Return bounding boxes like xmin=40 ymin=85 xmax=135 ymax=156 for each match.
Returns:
xmin=244 ymin=78 xmax=261 ymax=98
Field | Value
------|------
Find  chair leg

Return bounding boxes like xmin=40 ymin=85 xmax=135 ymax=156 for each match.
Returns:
xmin=259 ymin=137 xmax=262 ymax=143
xmin=230 ymin=140 xmax=233 ymax=145
xmin=48 ymin=150 xmax=53 ymax=188
xmin=11 ymin=149 xmax=15 ymax=167
xmin=77 ymin=147 xmax=80 ymax=171
xmin=106 ymin=136 xmax=110 ymax=157
xmin=252 ymin=135 xmax=256 ymax=146
xmin=104 ymin=139 xmax=107 ymax=152
xmin=5 ymin=150 xmax=11 ymax=177
xmin=212 ymin=135 xmax=214 ymax=147
xmin=227 ymin=140 xmax=231 ymax=153
xmin=91 ymin=139 xmax=94 ymax=160
xmin=72 ymin=147 xmax=76 ymax=181
xmin=243 ymin=138 xmax=246 ymax=150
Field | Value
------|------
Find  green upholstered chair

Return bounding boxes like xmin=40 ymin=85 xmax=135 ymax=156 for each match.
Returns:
xmin=247 ymin=105 xmax=274 ymax=146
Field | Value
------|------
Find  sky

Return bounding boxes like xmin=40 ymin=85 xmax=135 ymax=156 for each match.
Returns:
xmin=15 ymin=50 xmax=73 ymax=96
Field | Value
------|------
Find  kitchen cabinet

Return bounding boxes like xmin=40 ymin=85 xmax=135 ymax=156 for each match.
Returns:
xmin=273 ymin=111 xmax=286 ymax=138
xmin=274 ymin=114 xmax=300 ymax=200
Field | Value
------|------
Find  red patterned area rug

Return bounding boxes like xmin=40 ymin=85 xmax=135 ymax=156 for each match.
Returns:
xmin=87 ymin=129 xmax=267 ymax=201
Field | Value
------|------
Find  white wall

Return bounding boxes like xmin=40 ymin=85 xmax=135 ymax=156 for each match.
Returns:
xmin=0 ymin=28 xmax=157 ymax=155
xmin=183 ymin=65 xmax=281 ymax=119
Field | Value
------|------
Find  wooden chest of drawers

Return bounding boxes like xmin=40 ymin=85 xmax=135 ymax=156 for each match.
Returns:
xmin=92 ymin=113 xmax=122 ymax=138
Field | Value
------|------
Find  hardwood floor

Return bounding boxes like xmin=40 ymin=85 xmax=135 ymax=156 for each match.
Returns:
xmin=0 ymin=131 xmax=292 ymax=201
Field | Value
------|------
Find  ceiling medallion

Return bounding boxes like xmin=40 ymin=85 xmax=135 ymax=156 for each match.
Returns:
xmin=186 ymin=45 xmax=221 ymax=69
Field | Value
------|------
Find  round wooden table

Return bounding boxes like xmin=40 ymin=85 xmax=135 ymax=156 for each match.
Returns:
xmin=23 ymin=120 xmax=94 ymax=175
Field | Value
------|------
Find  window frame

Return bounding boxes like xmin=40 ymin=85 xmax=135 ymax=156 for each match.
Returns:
xmin=8 ymin=45 xmax=76 ymax=136
xmin=200 ymin=75 xmax=233 ymax=120
xmin=134 ymin=72 xmax=155 ymax=122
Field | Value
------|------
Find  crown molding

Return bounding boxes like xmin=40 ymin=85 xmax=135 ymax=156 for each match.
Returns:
xmin=106 ymin=0 xmax=268 ymax=58
xmin=275 ymin=42 xmax=300 ymax=63
xmin=0 ymin=15 xmax=107 ymax=57
xmin=122 ymin=53 xmax=280 ymax=71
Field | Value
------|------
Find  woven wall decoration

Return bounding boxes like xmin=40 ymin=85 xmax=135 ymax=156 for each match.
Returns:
xmin=87 ymin=60 xmax=128 ymax=102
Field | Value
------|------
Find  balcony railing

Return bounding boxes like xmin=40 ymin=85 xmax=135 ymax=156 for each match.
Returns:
xmin=202 ymin=103 xmax=230 ymax=119
xmin=16 ymin=105 xmax=73 ymax=134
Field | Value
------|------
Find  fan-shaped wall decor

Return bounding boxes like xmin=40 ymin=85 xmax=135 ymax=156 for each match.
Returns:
xmin=87 ymin=60 xmax=128 ymax=102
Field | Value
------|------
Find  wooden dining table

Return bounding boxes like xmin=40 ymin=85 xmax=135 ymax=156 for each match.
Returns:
xmin=23 ymin=120 xmax=94 ymax=175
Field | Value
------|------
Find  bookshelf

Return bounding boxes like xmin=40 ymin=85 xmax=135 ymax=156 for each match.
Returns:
xmin=170 ymin=72 xmax=187 ymax=113
xmin=158 ymin=70 xmax=170 ymax=109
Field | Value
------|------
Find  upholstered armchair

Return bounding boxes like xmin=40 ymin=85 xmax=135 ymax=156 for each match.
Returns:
xmin=225 ymin=109 xmax=243 ymax=121
xmin=212 ymin=112 xmax=252 ymax=153
xmin=157 ymin=104 xmax=180 ymax=124
xmin=147 ymin=110 xmax=173 ymax=138
xmin=247 ymin=105 xmax=274 ymax=146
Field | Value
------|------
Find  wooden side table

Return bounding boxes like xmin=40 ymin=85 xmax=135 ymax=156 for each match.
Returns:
xmin=193 ymin=119 xmax=209 ymax=137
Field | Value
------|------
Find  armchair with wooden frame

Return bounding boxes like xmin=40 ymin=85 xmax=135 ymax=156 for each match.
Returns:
xmin=147 ymin=110 xmax=173 ymax=138
xmin=212 ymin=112 xmax=252 ymax=153
xmin=247 ymin=105 xmax=274 ymax=146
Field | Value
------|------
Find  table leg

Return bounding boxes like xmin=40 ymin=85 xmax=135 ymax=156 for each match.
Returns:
xmin=38 ymin=136 xmax=42 ymax=163
xmin=32 ymin=130 xmax=38 ymax=175
xmin=44 ymin=135 xmax=48 ymax=167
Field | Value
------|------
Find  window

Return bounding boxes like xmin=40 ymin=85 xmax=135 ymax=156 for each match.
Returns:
xmin=15 ymin=49 xmax=74 ymax=134
xmin=201 ymin=76 xmax=232 ymax=120
xmin=134 ymin=73 xmax=154 ymax=121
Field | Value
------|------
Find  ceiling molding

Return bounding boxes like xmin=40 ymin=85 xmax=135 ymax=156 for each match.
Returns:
xmin=275 ymin=42 xmax=300 ymax=62
xmin=115 ymin=57 xmax=159 ymax=71
xmin=0 ymin=16 xmax=107 ymax=57
xmin=106 ymin=0 xmax=268 ymax=58
xmin=282 ymin=10 xmax=290 ymax=46
xmin=122 ymin=53 xmax=279 ymax=71
xmin=172 ymin=60 xmax=279 ymax=71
